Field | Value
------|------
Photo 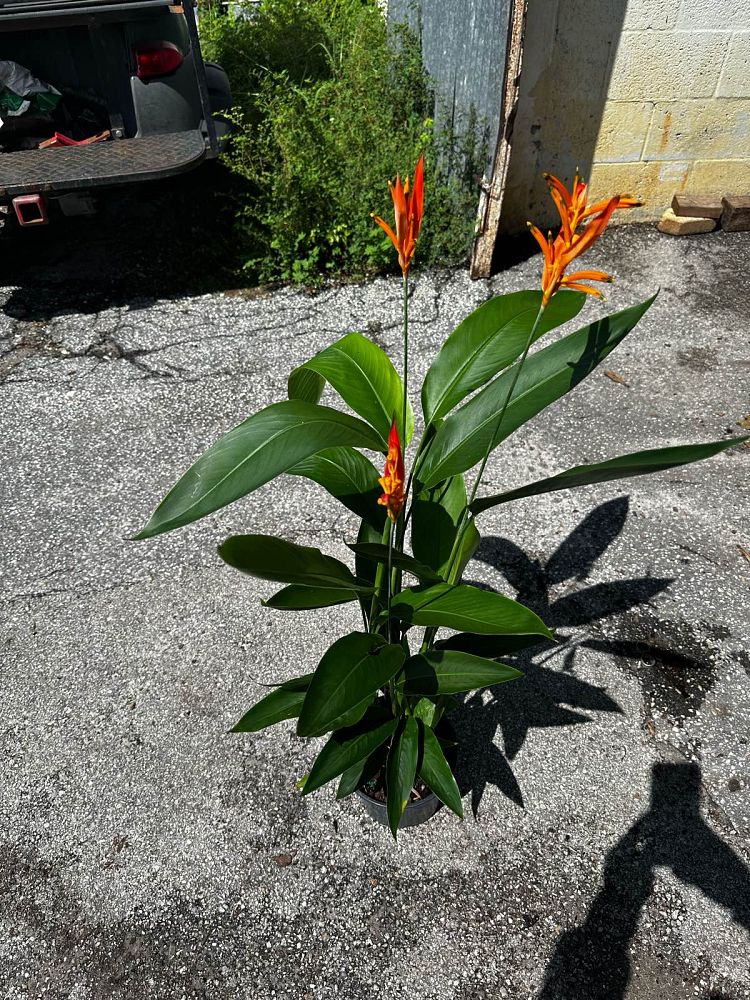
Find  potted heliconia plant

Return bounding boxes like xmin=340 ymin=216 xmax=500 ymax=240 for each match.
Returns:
xmin=136 ymin=158 xmax=745 ymax=836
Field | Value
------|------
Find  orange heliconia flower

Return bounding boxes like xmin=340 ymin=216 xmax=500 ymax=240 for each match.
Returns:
xmin=378 ymin=419 xmax=405 ymax=522
xmin=373 ymin=154 xmax=425 ymax=276
xmin=529 ymin=172 xmax=642 ymax=306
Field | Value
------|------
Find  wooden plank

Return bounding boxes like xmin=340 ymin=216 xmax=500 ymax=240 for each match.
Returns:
xmin=720 ymin=194 xmax=750 ymax=232
xmin=470 ymin=0 xmax=527 ymax=278
xmin=671 ymin=194 xmax=723 ymax=219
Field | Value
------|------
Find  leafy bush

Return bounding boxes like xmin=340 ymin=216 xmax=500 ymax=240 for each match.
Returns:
xmin=201 ymin=0 xmax=485 ymax=284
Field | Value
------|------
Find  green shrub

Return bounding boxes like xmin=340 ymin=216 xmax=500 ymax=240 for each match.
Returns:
xmin=201 ymin=0 xmax=485 ymax=284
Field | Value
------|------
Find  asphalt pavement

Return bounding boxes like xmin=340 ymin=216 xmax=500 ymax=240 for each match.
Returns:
xmin=1 ymin=197 xmax=749 ymax=999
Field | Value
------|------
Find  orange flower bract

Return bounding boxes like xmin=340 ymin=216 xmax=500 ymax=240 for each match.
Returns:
xmin=529 ymin=173 xmax=642 ymax=306
xmin=378 ymin=419 xmax=405 ymax=522
xmin=373 ymin=154 xmax=425 ymax=276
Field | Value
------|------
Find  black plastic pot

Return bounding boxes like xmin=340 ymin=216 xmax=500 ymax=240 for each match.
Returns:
xmin=356 ymin=786 xmax=442 ymax=829
xmin=355 ymin=718 xmax=457 ymax=830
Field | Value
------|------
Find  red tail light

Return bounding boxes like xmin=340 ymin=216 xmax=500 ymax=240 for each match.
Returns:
xmin=134 ymin=42 xmax=184 ymax=80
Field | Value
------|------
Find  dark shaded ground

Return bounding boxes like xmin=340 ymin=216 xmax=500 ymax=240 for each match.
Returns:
xmin=1 ymin=162 xmax=242 ymax=319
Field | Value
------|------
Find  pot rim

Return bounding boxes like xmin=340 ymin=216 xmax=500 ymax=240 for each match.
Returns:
xmin=355 ymin=786 xmax=439 ymax=808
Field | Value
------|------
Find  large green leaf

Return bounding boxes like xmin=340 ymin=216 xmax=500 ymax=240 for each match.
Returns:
xmin=419 ymin=296 xmax=656 ymax=488
xmin=470 ymin=436 xmax=749 ymax=514
xmin=288 ymin=447 xmax=386 ymax=531
xmin=354 ymin=519 xmax=385 ymax=624
xmin=336 ymin=744 xmax=387 ymax=799
xmin=297 ymin=632 xmax=405 ymax=737
xmin=231 ymin=673 xmax=313 ymax=733
xmin=135 ymin=400 xmax=382 ymax=539
xmin=452 ymin=517 xmax=480 ymax=582
xmin=289 ymin=332 xmax=413 ymax=445
xmin=399 ymin=649 xmax=523 ymax=695
xmin=302 ymin=708 xmax=398 ymax=795
xmin=422 ymin=290 xmax=585 ymax=424
xmin=347 ymin=542 xmax=442 ymax=583
xmin=418 ymin=722 xmax=463 ymax=818
xmin=435 ymin=632 xmax=544 ymax=657
xmin=262 ymin=585 xmax=361 ymax=610
xmin=390 ymin=583 xmax=553 ymax=637
xmin=411 ymin=475 xmax=468 ymax=577
xmin=386 ymin=717 xmax=419 ymax=836
xmin=218 ymin=534 xmax=369 ymax=592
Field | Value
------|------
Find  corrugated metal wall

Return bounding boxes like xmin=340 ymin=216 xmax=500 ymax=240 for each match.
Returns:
xmin=387 ymin=0 xmax=512 ymax=179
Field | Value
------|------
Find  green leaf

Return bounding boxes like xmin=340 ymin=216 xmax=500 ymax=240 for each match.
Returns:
xmin=422 ymin=290 xmax=585 ymax=424
xmin=302 ymin=708 xmax=398 ymax=795
xmin=411 ymin=475 xmax=468 ymax=577
xmin=218 ymin=534 xmax=369 ymax=592
xmin=418 ymin=722 xmax=463 ymax=818
xmin=354 ymin=519 xmax=385 ymax=625
xmin=135 ymin=400 xmax=382 ymax=539
xmin=347 ymin=542 xmax=442 ymax=583
xmin=288 ymin=447 xmax=386 ymax=531
xmin=297 ymin=632 xmax=405 ymax=737
xmin=324 ymin=695 xmax=374 ymax=733
xmin=435 ymin=632 xmax=544 ymax=657
xmin=399 ymin=649 xmax=523 ymax=695
xmin=386 ymin=717 xmax=419 ymax=836
xmin=470 ymin=436 xmax=750 ymax=514
xmin=231 ymin=673 xmax=313 ymax=732
xmin=262 ymin=585 xmax=361 ymax=610
xmin=452 ymin=517 xmax=480 ymax=581
xmin=390 ymin=583 xmax=553 ymax=638
xmin=289 ymin=332 xmax=413 ymax=446
xmin=336 ymin=744 xmax=387 ymax=799
xmin=419 ymin=295 xmax=657 ymax=488
xmin=287 ymin=366 xmax=324 ymax=404
xmin=412 ymin=697 xmax=439 ymax=727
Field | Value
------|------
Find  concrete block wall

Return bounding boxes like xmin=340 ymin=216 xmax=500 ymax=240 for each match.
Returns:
xmin=500 ymin=0 xmax=750 ymax=231
xmin=588 ymin=0 xmax=750 ymax=220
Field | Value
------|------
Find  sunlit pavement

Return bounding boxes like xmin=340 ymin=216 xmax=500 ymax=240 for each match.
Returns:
xmin=1 ymin=216 xmax=748 ymax=999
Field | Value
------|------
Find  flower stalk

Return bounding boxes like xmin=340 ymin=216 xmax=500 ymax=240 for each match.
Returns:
xmin=402 ymin=272 xmax=409 ymax=451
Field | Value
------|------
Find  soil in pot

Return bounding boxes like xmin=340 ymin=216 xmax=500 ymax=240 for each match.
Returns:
xmin=356 ymin=718 xmax=458 ymax=829
xmin=361 ymin=771 xmax=432 ymax=805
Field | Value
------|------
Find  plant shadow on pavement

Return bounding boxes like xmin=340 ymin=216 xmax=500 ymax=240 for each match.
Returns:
xmin=0 ymin=164 xmax=248 ymax=322
xmin=451 ymin=496 xmax=674 ymax=814
xmin=536 ymin=761 xmax=750 ymax=1000
xmin=448 ymin=494 xmax=750 ymax=999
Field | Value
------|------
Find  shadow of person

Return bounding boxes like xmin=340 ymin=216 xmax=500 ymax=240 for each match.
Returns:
xmin=451 ymin=497 xmax=673 ymax=813
xmin=536 ymin=762 xmax=750 ymax=1000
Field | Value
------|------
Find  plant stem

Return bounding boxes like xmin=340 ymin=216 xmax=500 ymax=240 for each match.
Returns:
xmin=468 ymin=303 xmax=546 ymax=505
xmin=420 ymin=304 xmax=547 ymax=653
xmin=369 ymin=518 xmax=392 ymax=631
xmin=401 ymin=271 xmax=409 ymax=455
xmin=390 ymin=273 xmax=411 ymax=604
xmin=387 ymin=522 xmax=394 ymax=642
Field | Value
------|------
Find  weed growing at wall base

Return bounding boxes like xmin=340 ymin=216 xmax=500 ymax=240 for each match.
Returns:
xmin=201 ymin=0 xmax=486 ymax=284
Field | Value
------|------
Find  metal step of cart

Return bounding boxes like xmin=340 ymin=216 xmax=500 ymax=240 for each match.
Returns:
xmin=0 ymin=0 xmax=168 ymax=19
xmin=0 ymin=130 xmax=207 ymax=196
